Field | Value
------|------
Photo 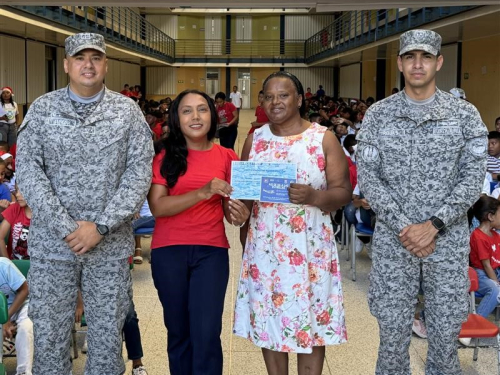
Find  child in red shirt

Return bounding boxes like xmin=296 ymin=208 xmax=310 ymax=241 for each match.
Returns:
xmin=215 ymin=91 xmax=239 ymax=150
xmin=469 ymin=195 xmax=500 ymax=318
xmin=0 ymin=186 xmax=31 ymax=259
xmin=249 ymin=90 xmax=270 ymax=135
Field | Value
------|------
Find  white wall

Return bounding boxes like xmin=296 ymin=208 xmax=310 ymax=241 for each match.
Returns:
xmin=105 ymin=60 xmax=141 ymax=92
xmin=146 ymin=67 xmax=177 ymax=96
xmin=436 ymin=44 xmax=458 ymax=92
xmin=146 ymin=15 xmax=178 ymax=39
xmin=285 ymin=15 xmax=335 ymax=40
xmin=340 ymin=63 xmax=361 ymax=99
xmin=0 ymin=35 xmax=26 ymax=104
xmin=56 ymin=47 xmax=69 ymax=89
xmin=27 ymin=41 xmax=46 ymax=103
xmin=285 ymin=68 xmax=334 ymax=97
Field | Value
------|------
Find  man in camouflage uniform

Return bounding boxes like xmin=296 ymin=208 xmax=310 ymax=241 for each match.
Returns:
xmin=356 ymin=29 xmax=488 ymax=374
xmin=16 ymin=33 xmax=154 ymax=375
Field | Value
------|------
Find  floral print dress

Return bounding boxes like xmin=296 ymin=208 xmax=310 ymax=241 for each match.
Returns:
xmin=233 ymin=123 xmax=347 ymax=353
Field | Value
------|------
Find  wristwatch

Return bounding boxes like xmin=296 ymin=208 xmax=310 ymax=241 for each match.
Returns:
xmin=96 ymin=224 xmax=109 ymax=236
xmin=429 ymin=216 xmax=446 ymax=235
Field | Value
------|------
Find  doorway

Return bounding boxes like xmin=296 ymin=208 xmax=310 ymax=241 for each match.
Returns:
xmin=237 ymin=69 xmax=251 ymax=109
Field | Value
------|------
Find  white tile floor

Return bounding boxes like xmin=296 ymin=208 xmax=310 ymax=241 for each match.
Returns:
xmin=4 ymin=110 xmax=498 ymax=374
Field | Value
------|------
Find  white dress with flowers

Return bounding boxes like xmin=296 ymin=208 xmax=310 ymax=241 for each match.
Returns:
xmin=233 ymin=123 xmax=347 ymax=353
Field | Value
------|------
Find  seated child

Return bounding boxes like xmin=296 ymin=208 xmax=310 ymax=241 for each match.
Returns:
xmin=0 ymin=159 xmax=12 ymax=216
xmin=1 ymin=152 xmax=15 ymax=194
xmin=0 ymin=257 xmax=33 ymax=375
xmin=470 ymin=195 xmax=500 ymax=319
xmin=0 ymin=186 xmax=31 ymax=259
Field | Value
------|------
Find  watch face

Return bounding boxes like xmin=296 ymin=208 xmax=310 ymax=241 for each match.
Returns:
xmin=97 ymin=225 xmax=109 ymax=235
xmin=431 ymin=217 xmax=445 ymax=230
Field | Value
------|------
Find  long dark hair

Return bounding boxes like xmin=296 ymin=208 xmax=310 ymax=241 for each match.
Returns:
xmin=262 ymin=71 xmax=306 ymax=117
xmin=473 ymin=195 xmax=500 ymax=222
xmin=0 ymin=94 xmax=14 ymax=106
xmin=160 ymin=89 xmax=218 ymax=188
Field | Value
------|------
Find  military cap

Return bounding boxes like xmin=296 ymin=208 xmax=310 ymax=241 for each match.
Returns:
xmin=399 ymin=29 xmax=441 ymax=56
xmin=65 ymin=33 xmax=106 ymax=56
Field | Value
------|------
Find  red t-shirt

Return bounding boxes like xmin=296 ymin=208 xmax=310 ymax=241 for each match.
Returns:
xmin=9 ymin=144 xmax=16 ymax=159
xmin=347 ymin=157 xmax=357 ymax=190
xmin=248 ymin=106 xmax=270 ymax=135
xmin=2 ymin=203 xmax=31 ymax=259
xmin=470 ymin=228 xmax=500 ymax=270
xmin=151 ymin=144 xmax=239 ymax=249
xmin=120 ymin=90 xmax=133 ymax=97
xmin=152 ymin=120 xmax=163 ymax=139
xmin=216 ymin=102 xmax=236 ymax=125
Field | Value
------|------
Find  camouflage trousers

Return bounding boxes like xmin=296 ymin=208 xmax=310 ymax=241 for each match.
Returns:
xmin=368 ymin=237 xmax=469 ymax=375
xmin=28 ymin=257 xmax=131 ymax=375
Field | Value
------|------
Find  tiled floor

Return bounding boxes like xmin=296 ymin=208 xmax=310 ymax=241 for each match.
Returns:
xmin=4 ymin=110 xmax=498 ymax=374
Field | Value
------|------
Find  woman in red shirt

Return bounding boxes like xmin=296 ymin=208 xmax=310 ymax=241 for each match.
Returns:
xmin=249 ymin=90 xmax=270 ymax=135
xmin=148 ymin=89 xmax=249 ymax=375
xmin=215 ymin=92 xmax=238 ymax=150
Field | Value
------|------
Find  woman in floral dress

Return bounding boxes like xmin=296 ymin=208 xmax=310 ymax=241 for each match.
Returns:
xmin=233 ymin=71 xmax=352 ymax=374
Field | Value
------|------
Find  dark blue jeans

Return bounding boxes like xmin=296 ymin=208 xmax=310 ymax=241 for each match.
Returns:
xmin=123 ymin=301 xmax=143 ymax=360
xmin=151 ymin=245 xmax=229 ymax=375
xmin=219 ymin=125 xmax=238 ymax=150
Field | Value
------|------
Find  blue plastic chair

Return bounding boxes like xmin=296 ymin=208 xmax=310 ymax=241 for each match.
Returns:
xmin=490 ymin=182 xmax=498 ymax=194
xmin=0 ymin=292 xmax=7 ymax=375
xmin=133 ymin=227 xmax=154 ymax=236
xmin=350 ymin=222 xmax=374 ymax=281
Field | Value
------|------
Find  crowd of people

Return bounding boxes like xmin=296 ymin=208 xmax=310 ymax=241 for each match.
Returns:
xmin=0 ymin=28 xmax=498 ymax=375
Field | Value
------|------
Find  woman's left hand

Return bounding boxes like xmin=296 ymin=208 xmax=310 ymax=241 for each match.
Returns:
xmin=228 ymin=199 xmax=250 ymax=226
xmin=288 ymin=183 xmax=316 ymax=205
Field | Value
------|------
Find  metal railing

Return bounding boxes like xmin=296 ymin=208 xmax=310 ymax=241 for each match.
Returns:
xmin=175 ymin=39 xmax=305 ymax=62
xmin=10 ymin=5 xmax=481 ymax=66
xmin=12 ymin=6 xmax=175 ymax=63
xmin=305 ymin=6 xmax=478 ymax=63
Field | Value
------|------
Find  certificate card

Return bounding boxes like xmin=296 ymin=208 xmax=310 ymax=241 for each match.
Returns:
xmin=230 ymin=161 xmax=297 ymax=200
xmin=260 ymin=177 xmax=296 ymax=203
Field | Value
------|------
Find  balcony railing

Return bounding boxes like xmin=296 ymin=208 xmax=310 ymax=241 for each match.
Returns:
xmin=10 ymin=5 xmax=482 ymax=66
xmin=305 ymin=6 xmax=478 ymax=63
xmin=12 ymin=6 xmax=175 ymax=63
xmin=174 ymin=39 xmax=305 ymax=63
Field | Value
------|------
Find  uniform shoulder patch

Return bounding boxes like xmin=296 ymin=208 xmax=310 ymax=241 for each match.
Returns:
xmin=360 ymin=145 xmax=380 ymax=163
xmin=467 ymin=137 xmax=487 ymax=157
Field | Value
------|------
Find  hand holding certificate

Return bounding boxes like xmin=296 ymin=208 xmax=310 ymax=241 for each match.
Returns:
xmin=230 ymin=161 xmax=297 ymax=203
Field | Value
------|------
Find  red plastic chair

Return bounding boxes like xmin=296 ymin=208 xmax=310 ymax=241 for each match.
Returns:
xmin=458 ymin=267 xmax=500 ymax=374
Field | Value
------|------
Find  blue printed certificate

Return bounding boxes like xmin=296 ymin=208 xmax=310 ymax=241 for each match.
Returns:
xmin=230 ymin=161 xmax=297 ymax=201
xmin=260 ymin=177 xmax=296 ymax=203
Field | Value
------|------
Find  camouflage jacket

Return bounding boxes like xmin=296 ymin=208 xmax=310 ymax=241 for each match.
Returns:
xmin=16 ymin=86 xmax=154 ymax=261
xmin=356 ymin=88 xmax=488 ymax=260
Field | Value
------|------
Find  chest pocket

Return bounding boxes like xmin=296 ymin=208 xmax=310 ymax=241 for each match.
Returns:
xmin=416 ymin=126 xmax=465 ymax=177
xmin=378 ymin=134 xmax=411 ymax=182
xmin=84 ymin=118 xmax=128 ymax=152
xmin=97 ymin=131 xmax=127 ymax=151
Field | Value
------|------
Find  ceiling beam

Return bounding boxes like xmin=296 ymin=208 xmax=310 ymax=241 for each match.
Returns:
xmin=3 ymin=1 xmax=499 ymax=11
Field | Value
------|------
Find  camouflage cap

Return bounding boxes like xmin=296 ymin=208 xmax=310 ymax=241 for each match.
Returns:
xmin=399 ymin=29 xmax=441 ymax=56
xmin=65 ymin=33 xmax=106 ymax=56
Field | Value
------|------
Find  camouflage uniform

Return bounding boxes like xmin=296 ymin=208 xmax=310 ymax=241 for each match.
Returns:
xmin=16 ymin=33 xmax=154 ymax=375
xmin=356 ymin=30 xmax=488 ymax=375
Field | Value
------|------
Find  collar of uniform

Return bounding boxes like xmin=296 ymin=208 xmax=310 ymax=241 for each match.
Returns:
xmin=82 ymin=87 xmax=119 ymax=126
xmin=62 ymin=86 xmax=119 ymax=126
xmin=393 ymin=88 xmax=453 ymax=126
